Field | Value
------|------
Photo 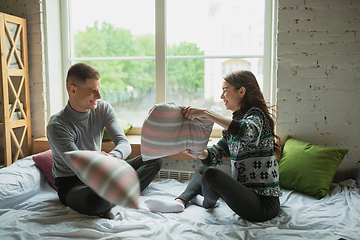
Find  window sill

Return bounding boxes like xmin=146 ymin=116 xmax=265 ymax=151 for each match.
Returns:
xmin=33 ymin=135 xmax=225 ymax=161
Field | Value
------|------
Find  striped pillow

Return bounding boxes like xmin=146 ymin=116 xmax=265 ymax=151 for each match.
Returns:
xmin=141 ymin=102 xmax=214 ymax=161
xmin=64 ymin=151 xmax=140 ymax=209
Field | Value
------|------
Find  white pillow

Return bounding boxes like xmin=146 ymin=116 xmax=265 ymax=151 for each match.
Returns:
xmin=64 ymin=151 xmax=140 ymax=209
xmin=0 ymin=157 xmax=41 ymax=209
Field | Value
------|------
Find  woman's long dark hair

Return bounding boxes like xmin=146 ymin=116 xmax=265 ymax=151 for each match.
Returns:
xmin=224 ymin=70 xmax=281 ymax=161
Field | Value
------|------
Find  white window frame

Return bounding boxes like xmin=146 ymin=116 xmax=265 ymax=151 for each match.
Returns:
xmin=48 ymin=0 xmax=277 ymax=137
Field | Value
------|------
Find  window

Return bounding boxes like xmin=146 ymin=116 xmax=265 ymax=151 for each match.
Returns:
xmin=63 ymin=0 xmax=276 ymax=134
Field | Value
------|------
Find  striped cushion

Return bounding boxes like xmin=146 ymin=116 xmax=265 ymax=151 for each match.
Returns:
xmin=141 ymin=102 xmax=214 ymax=161
xmin=64 ymin=151 xmax=140 ymax=209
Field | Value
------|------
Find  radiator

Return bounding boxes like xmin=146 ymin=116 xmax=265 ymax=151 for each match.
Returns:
xmin=155 ymin=169 xmax=194 ymax=182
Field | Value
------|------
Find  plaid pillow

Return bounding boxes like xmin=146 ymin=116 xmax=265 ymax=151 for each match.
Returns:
xmin=64 ymin=150 xmax=140 ymax=209
xmin=141 ymin=102 xmax=214 ymax=161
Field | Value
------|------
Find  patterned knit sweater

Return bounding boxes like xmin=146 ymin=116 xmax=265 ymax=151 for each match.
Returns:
xmin=205 ymin=107 xmax=282 ymax=197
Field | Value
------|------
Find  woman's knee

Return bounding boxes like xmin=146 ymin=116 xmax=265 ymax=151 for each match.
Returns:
xmin=151 ymin=157 xmax=162 ymax=171
xmin=201 ymin=168 xmax=222 ymax=187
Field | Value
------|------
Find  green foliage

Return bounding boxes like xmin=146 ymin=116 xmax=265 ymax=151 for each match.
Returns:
xmin=167 ymin=42 xmax=204 ymax=92
xmin=74 ymin=21 xmax=204 ymax=95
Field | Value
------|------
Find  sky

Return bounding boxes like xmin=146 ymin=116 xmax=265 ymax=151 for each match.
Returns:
xmin=69 ymin=0 xmax=264 ymax=48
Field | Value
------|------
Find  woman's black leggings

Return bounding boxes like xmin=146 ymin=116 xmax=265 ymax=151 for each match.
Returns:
xmin=177 ymin=166 xmax=280 ymax=222
xmin=55 ymin=155 xmax=162 ymax=217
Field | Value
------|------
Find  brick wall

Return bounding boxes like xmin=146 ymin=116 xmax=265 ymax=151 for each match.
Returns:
xmin=0 ymin=0 xmax=46 ymax=139
xmin=276 ymin=0 xmax=360 ymax=169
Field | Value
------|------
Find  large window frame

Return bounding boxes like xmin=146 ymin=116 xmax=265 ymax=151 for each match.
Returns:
xmin=51 ymin=0 xmax=277 ymax=137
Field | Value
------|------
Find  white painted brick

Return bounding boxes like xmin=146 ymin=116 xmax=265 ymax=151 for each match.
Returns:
xmin=277 ymin=89 xmax=295 ymax=101
xmin=304 ymin=0 xmax=330 ymax=9
xmin=277 ymin=60 xmax=298 ymax=79
xmin=322 ymin=42 xmax=360 ymax=54
xmin=324 ymin=111 xmax=359 ymax=125
xmin=296 ymin=66 xmax=326 ymax=78
xmin=314 ymin=9 xmax=359 ymax=23
xmin=318 ymin=55 xmax=359 ymax=67
xmin=314 ymin=92 xmax=357 ymax=112
xmin=275 ymin=122 xmax=296 ymax=143
xmin=295 ymin=112 xmax=325 ymax=123
xmin=350 ymin=0 xmax=360 ymax=7
xmin=292 ymin=89 xmax=327 ymax=102
xmin=327 ymin=0 xmax=354 ymax=8
xmin=278 ymin=9 xmax=315 ymax=20
xmin=277 ymin=110 xmax=296 ymax=123
xmin=279 ymin=53 xmax=320 ymax=67
xmin=279 ymin=0 xmax=305 ymax=9
xmin=288 ymin=19 xmax=330 ymax=32
xmin=280 ymin=30 xmax=356 ymax=44
xmin=26 ymin=13 xmax=42 ymax=24
xmin=24 ymin=1 xmax=42 ymax=13
xmin=277 ymin=43 xmax=298 ymax=55
xmin=327 ymin=70 xmax=360 ymax=89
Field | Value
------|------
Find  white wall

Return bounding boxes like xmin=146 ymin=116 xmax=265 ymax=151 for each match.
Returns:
xmin=276 ymin=0 xmax=360 ymax=170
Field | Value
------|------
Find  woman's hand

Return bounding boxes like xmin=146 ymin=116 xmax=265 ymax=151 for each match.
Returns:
xmin=183 ymin=149 xmax=208 ymax=160
xmin=183 ymin=106 xmax=232 ymax=130
xmin=198 ymin=150 xmax=209 ymax=160
xmin=182 ymin=106 xmax=207 ymax=121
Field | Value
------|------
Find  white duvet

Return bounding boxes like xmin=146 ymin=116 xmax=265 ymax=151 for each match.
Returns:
xmin=0 ymin=156 xmax=359 ymax=240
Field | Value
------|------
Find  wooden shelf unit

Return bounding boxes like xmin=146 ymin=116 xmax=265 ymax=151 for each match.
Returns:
xmin=0 ymin=13 xmax=32 ymax=167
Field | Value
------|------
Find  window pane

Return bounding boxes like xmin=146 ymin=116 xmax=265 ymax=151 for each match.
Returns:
xmin=74 ymin=60 xmax=156 ymax=127
xmin=69 ymin=0 xmax=155 ymax=58
xmin=166 ymin=0 xmax=266 ymax=126
xmin=166 ymin=0 xmax=265 ymax=56
xmin=167 ymin=58 xmax=263 ymax=119
xmin=69 ymin=0 xmax=156 ymax=127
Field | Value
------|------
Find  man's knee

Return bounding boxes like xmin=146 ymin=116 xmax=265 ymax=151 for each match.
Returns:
xmin=84 ymin=192 xmax=113 ymax=215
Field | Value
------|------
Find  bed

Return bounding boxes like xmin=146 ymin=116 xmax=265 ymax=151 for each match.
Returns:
xmin=0 ymin=153 xmax=359 ymax=240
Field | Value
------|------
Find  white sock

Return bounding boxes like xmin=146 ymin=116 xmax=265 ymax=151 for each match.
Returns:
xmin=145 ymin=198 xmax=184 ymax=213
xmin=104 ymin=205 xmax=123 ymax=220
xmin=190 ymin=195 xmax=220 ymax=208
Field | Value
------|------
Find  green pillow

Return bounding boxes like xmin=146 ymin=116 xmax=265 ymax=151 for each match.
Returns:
xmin=103 ymin=119 xmax=133 ymax=141
xmin=279 ymin=136 xmax=348 ymax=199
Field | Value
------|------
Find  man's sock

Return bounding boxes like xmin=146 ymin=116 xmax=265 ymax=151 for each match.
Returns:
xmin=190 ymin=195 xmax=220 ymax=208
xmin=145 ymin=198 xmax=184 ymax=213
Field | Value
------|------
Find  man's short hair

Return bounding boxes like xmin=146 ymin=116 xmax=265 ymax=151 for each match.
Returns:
xmin=66 ymin=63 xmax=100 ymax=88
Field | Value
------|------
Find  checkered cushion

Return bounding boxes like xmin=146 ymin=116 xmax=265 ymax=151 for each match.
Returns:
xmin=64 ymin=151 xmax=140 ymax=209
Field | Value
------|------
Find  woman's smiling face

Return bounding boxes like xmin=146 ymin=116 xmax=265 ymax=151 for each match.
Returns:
xmin=220 ymin=80 xmax=243 ymax=112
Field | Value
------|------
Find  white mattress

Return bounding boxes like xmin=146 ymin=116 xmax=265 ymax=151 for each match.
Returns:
xmin=0 ymin=156 xmax=359 ymax=240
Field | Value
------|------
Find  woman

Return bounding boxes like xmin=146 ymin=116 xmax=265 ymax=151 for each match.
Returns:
xmin=145 ymin=70 xmax=282 ymax=222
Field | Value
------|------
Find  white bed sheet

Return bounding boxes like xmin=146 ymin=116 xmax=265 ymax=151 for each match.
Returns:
xmin=0 ymin=157 xmax=359 ymax=240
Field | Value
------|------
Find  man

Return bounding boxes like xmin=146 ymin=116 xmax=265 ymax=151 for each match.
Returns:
xmin=47 ymin=63 xmax=162 ymax=218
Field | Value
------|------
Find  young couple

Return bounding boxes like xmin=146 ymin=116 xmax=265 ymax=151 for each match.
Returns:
xmin=48 ymin=63 xmax=282 ymax=222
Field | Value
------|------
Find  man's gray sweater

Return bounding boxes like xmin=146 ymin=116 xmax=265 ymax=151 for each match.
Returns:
xmin=47 ymin=100 xmax=131 ymax=178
